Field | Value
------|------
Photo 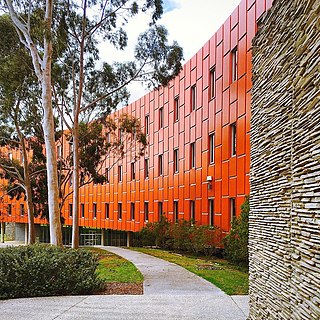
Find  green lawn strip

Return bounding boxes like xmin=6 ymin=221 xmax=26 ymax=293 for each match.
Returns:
xmin=85 ymin=247 xmax=143 ymax=284
xmin=132 ymin=247 xmax=248 ymax=295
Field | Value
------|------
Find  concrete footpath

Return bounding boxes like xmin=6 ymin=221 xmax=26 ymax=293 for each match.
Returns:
xmin=0 ymin=245 xmax=249 ymax=320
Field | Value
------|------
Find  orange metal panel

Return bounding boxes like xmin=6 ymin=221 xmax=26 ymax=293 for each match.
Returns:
xmin=223 ymin=17 xmax=231 ymax=55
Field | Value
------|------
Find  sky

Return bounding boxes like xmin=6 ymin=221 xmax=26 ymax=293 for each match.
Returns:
xmin=100 ymin=0 xmax=242 ymax=104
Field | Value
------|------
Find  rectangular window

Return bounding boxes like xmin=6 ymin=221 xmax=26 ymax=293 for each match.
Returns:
xmin=131 ymin=162 xmax=135 ymax=180
xmin=145 ymin=115 xmax=149 ymax=135
xmin=210 ymin=67 xmax=216 ymax=98
xmin=230 ymin=198 xmax=236 ymax=222
xmin=231 ymin=46 xmax=238 ymax=82
xmin=119 ymin=129 xmax=123 ymax=143
xmin=144 ymin=158 xmax=149 ymax=179
xmin=7 ymin=204 xmax=12 ymax=216
xmin=105 ymin=168 xmax=109 ymax=183
xmin=144 ymin=202 xmax=149 ymax=222
xmin=69 ymin=203 xmax=73 ymax=218
xmin=190 ymin=142 xmax=196 ymax=168
xmin=231 ymin=123 xmax=237 ymax=156
xmin=159 ymin=107 xmax=164 ymax=129
xmin=20 ymin=203 xmax=24 ymax=216
xmin=174 ymin=96 xmax=179 ymax=121
xmin=209 ymin=199 xmax=214 ymax=226
xmin=190 ymin=200 xmax=195 ymax=223
xmin=80 ymin=203 xmax=85 ymax=218
xmin=174 ymin=200 xmax=179 ymax=222
xmin=209 ymin=133 xmax=215 ymax=164
xmin=158 ymin=202 xmax=163 ymax=221
xmin=191 ymin=85 xmax=196 ymax=111
xmin=118 ymin=165 xmax=122 ymax=182
xmin=118 ymin=203 xmax=122 ymax=220
xmin=173 ymin=148 xmax=179 ymax=173
xmin=130 ymin=203 xmax=135 ymax=221
xmin=106 ymin=132 xmax=110 ymax=143
xmin=159 ymin=154 xmax=163 ymax=176
xmin=105 ymin=203 xmax=109 ymax=219
xmin=93 ymin=203 xmax=97 ymax=219
xmin=57 ymin=145 xmax=62 ymax=157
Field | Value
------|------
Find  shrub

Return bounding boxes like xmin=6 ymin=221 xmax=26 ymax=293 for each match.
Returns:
xmin=0 ymin=244 xmax=101 ymax=299
xmin=223 ymin=196 xmax=249 ymax=267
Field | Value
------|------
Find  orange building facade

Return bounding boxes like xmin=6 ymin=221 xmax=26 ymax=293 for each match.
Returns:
xmin=0 ymin=0 xmax=273 ymax=244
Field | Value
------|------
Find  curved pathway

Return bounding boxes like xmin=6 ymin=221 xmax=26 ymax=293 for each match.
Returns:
xmin=0 ymin=245 xmax=249 ymax=320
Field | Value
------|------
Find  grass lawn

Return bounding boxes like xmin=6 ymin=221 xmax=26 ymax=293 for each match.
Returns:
xmin=86 ymin=247 xmax=143 ymax=284
xmin=132 ymin=247 xmax=248 ymax=295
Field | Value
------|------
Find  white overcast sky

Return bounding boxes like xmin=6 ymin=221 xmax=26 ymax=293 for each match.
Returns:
xmin=99 ymin=0 xmax=242 ymax=104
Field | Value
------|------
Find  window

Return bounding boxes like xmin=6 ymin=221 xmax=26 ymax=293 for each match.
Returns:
xmin=231 ymin=46 xmax=238 ymax=82
xmin=190 ymin=200 xmax=195 ymax=223
xmin=174 ymin=148 xmax=179 ymax=173
xmin=118 ymin=203 xmax=122 ymax=220
xmin=7 ymin=204 xmax=12 ymax=216
xmin=174 ymin=96 xmax=179 ymax=121
xmin=159 ymin=107 xmax=164 ymax=129
xmin=144 ymin=158 xmax=149 ymax=179
xmin=210 ymin=67 xmax=216 ymax=98
xmin=209 ymin=199 xmax=214 ymax=226
xmin=230 ymin=198 xmax=236 ymax=222
xmin=209 ymin=133 xmax=215 ymax=164
xmin=145 ymin=115 xmax=149 ymax=135
xmin=131 ymin=162 xmax=136 ymax=180
xmin=8 ymin=152 xmax=13 ymax=160
xmin=231 ymin=123 xmax=237 ymax=156
xmin=118 ymin=129 xmax=123 ymax=143
xmin=159 ymin=154 xmax=163 ymax=176
xmin=144 ymin=202 xmax=149 ymax=222
xmin=106 ymin=132 xmax=110 ymax=143
xmin=105 ymin=203 xmax=109 ymax=219
xmin=130 ymin=203 xmax=135 ymax=221
xmin=105 ymin=168 xmax=109 ymax=183
xmin=191 ymin=85 xmax=196 ymax=111
xmin=57 ymin=145 xmax=62 ymax=157
xmin=81 ymin=204 xmax=85 ymax=218
xmin=158 ymin=202 xmax=163 ymax=221
xmin=20 ymin=204 xmax=24 ymax=216
xmin=118 ymin=165 xmax=122 ymax=182
xmin=174 ymin=201 xmax=179 ymax=222
xmin=190 ymin=142 xmax=196 ymax=168
xmin=93 ymin=203 xmax=97 ymax=219
xmin=69 ymin=203 xmax=73 ymax=218
xmin=69 ymin=140 xmax=73 ymax=153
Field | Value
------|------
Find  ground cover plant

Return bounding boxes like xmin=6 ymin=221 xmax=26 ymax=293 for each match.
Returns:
xmin=132 ymin=247 xmax=248 ymax=295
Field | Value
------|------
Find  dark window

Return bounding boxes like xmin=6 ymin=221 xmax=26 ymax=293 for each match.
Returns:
xmin=118 ymin=203 xmax=122 ymax=220
xmin=81 ymin=204 xmax=85 ymax=218
xmin=130 ymin=203 xmax=135 ymax=221
xmin=57 ymin=145 xmax=62 ymax=157
xmin=209 ymin=199 xmax=214 ymax=226
xmin=145 ymin=158 xmax=149 ymax=179
xmin=118 ymin=165 xmax=122 ymax=182
xmin=158 ymin=202 xmax=163 ymax=221
xmin=174 ymin=96 xmax=179 ymax=121
xmin=159 ymin=154 xmax=163 ymax=176
xmin=231 ymin=123 xmax=237 ymax=156
xmin=190 ymin=200 xmax=195 ymax=223
xmin=20 ymin=204 xmax=24 ymax=216
xmin=159 ymin=107 xmax=164 ymax=129
xmin=174 ymin=201 xmax=179 ymax=222
xmin=209 ymin=133 xmax=215 ymax=164
xmin=230 ymin=198 xmax=236 ymax=222
xmin=105 ymin=168 xmax=109 ymax=183
xmin=131 ymin=162 xmax=135 ymax=180
xmin=106 ymin=132 xmax=110 ymax=143
xmin=105 ymin=203 xmax=109 ymax=219
xmin=7 ymin=204 xmax=12 ymax=216
xmin=190 ymin=142 xmax=196 ymax=168
xmin=191 ymin=85 xmax=196 ymax=111
xmin=210 ymin=67 xmax=216 ymax=98
xmin=69 ymin=203 xmax=73 ymax=218
xmin=119 ymin=129 xmax=123 ymax=143
xmin=174 ymin=148 xmax=179 ymax=173
xmin=93 ymin=203 xmax=97 ymax=219
xmin=144 ymin=202 xmax=149 ymax=222
xmin=145 ymin=115 xmax=149 ymax=135
xmin=231 ymin=46 xmax=238 ymax=82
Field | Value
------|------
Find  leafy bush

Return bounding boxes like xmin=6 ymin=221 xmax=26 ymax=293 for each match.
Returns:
xmin=223 ymin=197 xmax=249 ymax=267
xmin=0 ymin=244 xmax=101 ymax=299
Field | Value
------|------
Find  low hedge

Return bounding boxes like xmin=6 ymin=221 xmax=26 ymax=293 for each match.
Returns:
xmin=0 ymin=244 xmax=101 ymax=299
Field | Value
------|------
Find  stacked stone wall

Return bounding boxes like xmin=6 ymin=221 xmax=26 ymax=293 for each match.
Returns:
xmin=249 ymin=0 xmax=320 ymax=319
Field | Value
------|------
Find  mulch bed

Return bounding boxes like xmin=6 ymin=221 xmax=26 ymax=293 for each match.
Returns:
xmin=97 ymin=282 xmax=143 ymax=295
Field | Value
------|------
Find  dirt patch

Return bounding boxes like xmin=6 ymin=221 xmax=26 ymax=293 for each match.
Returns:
xmin=97 ymin=282 xmax=143 ymax=295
